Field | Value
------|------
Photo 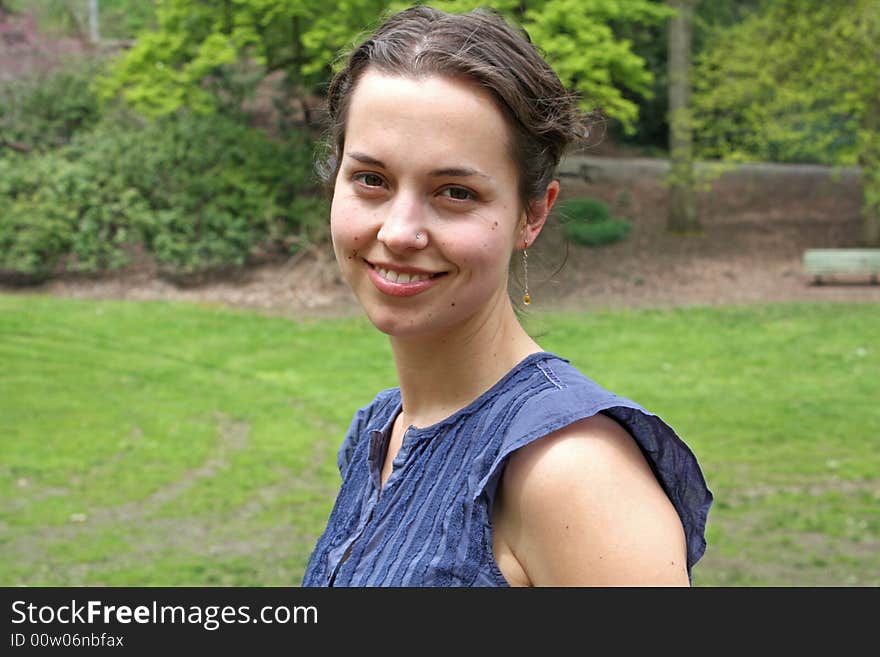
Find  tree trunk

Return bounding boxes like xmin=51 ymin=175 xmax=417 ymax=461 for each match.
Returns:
xmin=860 ymin=65 xmax=880 ymax=246
xmin=861 ymin=148 xmax=880 ymax=247
xmin=865 ymin=209 xmax=880 ymax=247
xmin=667 ymin=0 xmax=699 ymax=233
xmin=88 ymin=0 xmax=100 ymax=45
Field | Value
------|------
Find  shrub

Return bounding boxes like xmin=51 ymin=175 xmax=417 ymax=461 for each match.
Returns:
xmin=93 ymin=112 xmax=317 ymax=274
xmin=0 ymin=154 xmax=72 ymax=279
xmin=0 ymin=151 xmax=149 ymax=277
xmin=0 ymin=63 xmax=102 ymax=152
xmin=557 ymin=197 xmax=632 ymax=247
xmin=0 ymin=110 xmax=322 ymax=278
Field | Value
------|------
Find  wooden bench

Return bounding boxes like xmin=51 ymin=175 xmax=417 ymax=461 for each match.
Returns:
xmin=802 ymin=249 xmax=880 ymax=285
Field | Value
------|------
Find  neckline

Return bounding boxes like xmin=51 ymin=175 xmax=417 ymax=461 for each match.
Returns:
xmin=381 ymin=350 xmax=562 ymax=438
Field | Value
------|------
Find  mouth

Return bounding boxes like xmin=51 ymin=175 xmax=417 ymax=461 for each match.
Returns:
xmin=371 ymin=263 xmax=445 ymax=283
xmin=363 ymin=259 xmax=448 ymax=297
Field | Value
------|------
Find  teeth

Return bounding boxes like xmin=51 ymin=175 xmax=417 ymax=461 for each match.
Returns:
xmin=376 ymin=266 xmax=431 ymax=283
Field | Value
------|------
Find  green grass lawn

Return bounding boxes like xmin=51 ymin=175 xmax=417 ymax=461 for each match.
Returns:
xmin=1 ymin=294 xmax=877 ymax=586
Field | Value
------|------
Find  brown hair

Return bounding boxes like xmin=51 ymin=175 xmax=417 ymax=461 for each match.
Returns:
xmin=317 ymin=4 xmax=590 ymax=216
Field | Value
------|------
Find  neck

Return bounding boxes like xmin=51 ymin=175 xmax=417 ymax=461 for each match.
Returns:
xmin=388 ymin=295 xmax=542 ymax=428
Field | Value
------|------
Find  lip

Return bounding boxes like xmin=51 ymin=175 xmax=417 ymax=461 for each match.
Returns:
xmin=364 ymin=259 xmax=447 ymax=297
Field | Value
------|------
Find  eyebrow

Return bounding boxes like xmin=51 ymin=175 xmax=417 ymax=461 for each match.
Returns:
xmin=345 ymin=151 xmax=492 ymax=180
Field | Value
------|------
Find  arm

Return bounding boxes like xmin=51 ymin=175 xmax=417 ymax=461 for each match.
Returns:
xmin=492 ymin=413 xmax=689 ymax=586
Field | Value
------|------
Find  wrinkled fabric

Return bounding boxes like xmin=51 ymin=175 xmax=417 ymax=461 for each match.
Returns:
xmin=301 ymin=352 xmax=712 ymax=587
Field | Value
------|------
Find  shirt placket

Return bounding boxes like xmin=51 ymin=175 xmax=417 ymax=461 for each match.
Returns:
xmin=326 ymin=428 xmax=388 ymax=585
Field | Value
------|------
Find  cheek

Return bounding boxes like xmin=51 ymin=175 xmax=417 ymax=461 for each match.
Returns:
xmin=330 ymin=197 xmax=364 ymax=261
xmin=329 ymin=193 xmax=346 ymax=241
xmin=451 ymin=232 xmax=513 ymax=281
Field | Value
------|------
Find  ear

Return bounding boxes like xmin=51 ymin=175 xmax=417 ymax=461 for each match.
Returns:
xmin=518 ymin=180 xmax=560 ymax=248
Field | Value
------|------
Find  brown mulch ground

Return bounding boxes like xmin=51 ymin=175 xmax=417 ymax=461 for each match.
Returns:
xmin=3 ymin=158 xmax=879 ymax=317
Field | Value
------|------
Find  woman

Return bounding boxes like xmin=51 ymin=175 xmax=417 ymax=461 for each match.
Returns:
xmin=302 ymin=4 xmax=712 ymax=587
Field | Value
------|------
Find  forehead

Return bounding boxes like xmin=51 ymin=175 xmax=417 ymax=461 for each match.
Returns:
xmin=343 ymin=70 xmax=516 ymax=175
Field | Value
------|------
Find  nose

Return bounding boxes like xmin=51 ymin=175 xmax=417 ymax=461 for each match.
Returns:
xmin=376 ymin=192 xmax=428 ymax=253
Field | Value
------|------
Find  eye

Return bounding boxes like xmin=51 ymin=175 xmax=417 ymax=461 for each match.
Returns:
xmin=439 ymin=186 xmax=477 ymax=202
xmin=353 ymin=172 xmax=386 ymax=188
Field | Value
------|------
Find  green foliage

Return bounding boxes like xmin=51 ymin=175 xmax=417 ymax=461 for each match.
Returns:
xmin=0 ymin=22 xmax=327 ymax=279
xmin=0 ymin=154 xmax=74 ymax=278
xmin=558 ymin=197 xmax=611 ymax=223
xmin=0 ymin=151 xmax=147 ymax=277
xmin=98 ymin=0 xmax=667 ymax=132
xmin=691 ymin=0 xmax=880 ymax=243
xmin=524 ymin=0 xmax=671 ymax=133
xmin=610 ymin=0 xmax=774 ymax=152
xmin=89 ymin=0 xmax=158 ymax=39
xmin=97 ymin=0 xmax=387 ymax=118
xmin=556 ymin=197 xmax=632 ymax=247
xmin=123 ymin=111 xmax=324 ymax=271
xmin=0 ymin=63 xmax=102 ymax=152
xmin=0 ymin=112 xmax=323 ymax=278
xmin=425 ymin=0 xmax=671 ymax=132
xmin=7 ymin=0 xmax=157 ymax=40
xmin=691 ymin=0 xmax=874 ymax=165
xmin=74 ymin=112 xmax=316 ymax=274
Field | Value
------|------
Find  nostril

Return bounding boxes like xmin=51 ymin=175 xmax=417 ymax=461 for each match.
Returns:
xmin=378 ymin=225 xmax=428 ymax=250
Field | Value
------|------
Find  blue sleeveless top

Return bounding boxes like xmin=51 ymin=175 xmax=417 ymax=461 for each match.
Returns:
xmin=301 ymin=351 xmax=712 ymax=586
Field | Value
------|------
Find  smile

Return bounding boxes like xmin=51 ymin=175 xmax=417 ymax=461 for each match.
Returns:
xmin=365 ymin=260 xmax=447 ymax=297
xmin=374 ymin=266 xmax=434 ymax=283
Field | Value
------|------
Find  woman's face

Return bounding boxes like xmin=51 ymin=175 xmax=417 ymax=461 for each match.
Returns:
xmin=330 ymin=70 xmax=537 ymax=339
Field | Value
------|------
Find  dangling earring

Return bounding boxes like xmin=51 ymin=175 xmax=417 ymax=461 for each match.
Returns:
xmin=522 ymin=239 xmax=531 ymax=306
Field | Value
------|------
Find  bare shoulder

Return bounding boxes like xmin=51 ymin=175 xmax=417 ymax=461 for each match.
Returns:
xmin=494 ymin=413 xmax=689 ymax=586
xmin=505 ymin=413 xmax=661 ymax=494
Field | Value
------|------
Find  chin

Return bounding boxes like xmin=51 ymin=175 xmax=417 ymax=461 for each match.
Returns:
xmin=362 ymin=305 xmax=449 ymax=339
xmin=364 ymin=309 xmax=422 ymax=337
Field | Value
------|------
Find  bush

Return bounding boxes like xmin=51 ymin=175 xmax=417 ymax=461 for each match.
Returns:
xmin=0 ymin=111 xmax=323 ymax=278
xmin=0 ymin=154 xmax=73 ymax=279
xmin=0 ymin=63 xmax=102 ymax=152
xmin=101 ymin=112 xmax=318 ymax=274
xmin=0 ymin=150 xmax=149 ymax=277
xmin=557 ymin=197 xmax=632 ymax=247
